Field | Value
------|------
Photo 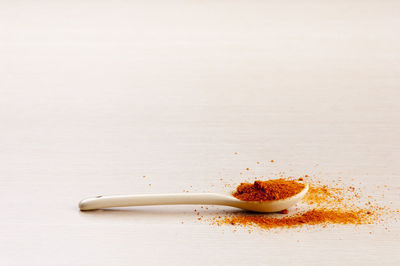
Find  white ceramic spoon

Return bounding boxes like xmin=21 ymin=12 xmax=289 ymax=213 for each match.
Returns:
xmin=79 ymin=184 xmax=308 ymax=213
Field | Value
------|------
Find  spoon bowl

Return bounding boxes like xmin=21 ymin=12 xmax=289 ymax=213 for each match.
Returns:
xmin=79 ymin=184 xmax=308 ymax=213
xmin=230 ymin=183 xmax=309 ymax=212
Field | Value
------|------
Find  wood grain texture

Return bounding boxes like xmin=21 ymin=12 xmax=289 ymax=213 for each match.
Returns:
xmin=1 ymin=0 xmax=399 ymax=265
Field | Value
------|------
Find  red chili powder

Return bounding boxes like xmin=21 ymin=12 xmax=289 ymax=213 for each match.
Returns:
xmin=213 ymin=177 xmax=397 ymax=231
xmin=233 ymin=179 xmax=305 ymax=201
xmin=219 ymin=209 xmax=374 ymax=229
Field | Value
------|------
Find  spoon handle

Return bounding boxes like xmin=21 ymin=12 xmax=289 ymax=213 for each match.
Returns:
xmin=79 ymin=193 xmax=233 ymax=211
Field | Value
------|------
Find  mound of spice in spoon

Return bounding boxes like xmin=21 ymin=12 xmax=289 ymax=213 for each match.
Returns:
xmin=233 ymin=178 xmax=305 ymax=201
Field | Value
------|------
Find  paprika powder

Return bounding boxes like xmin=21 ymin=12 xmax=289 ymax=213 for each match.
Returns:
xmin=233 ymin=179 xmax=305 ymax=201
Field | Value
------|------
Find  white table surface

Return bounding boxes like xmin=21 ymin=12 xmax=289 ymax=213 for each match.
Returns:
xmin=1 ymin=0 xmax=400 ymax=265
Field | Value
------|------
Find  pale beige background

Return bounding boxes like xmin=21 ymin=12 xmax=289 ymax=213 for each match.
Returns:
xmin=1 ymin=0 xmax=400 ymax=265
